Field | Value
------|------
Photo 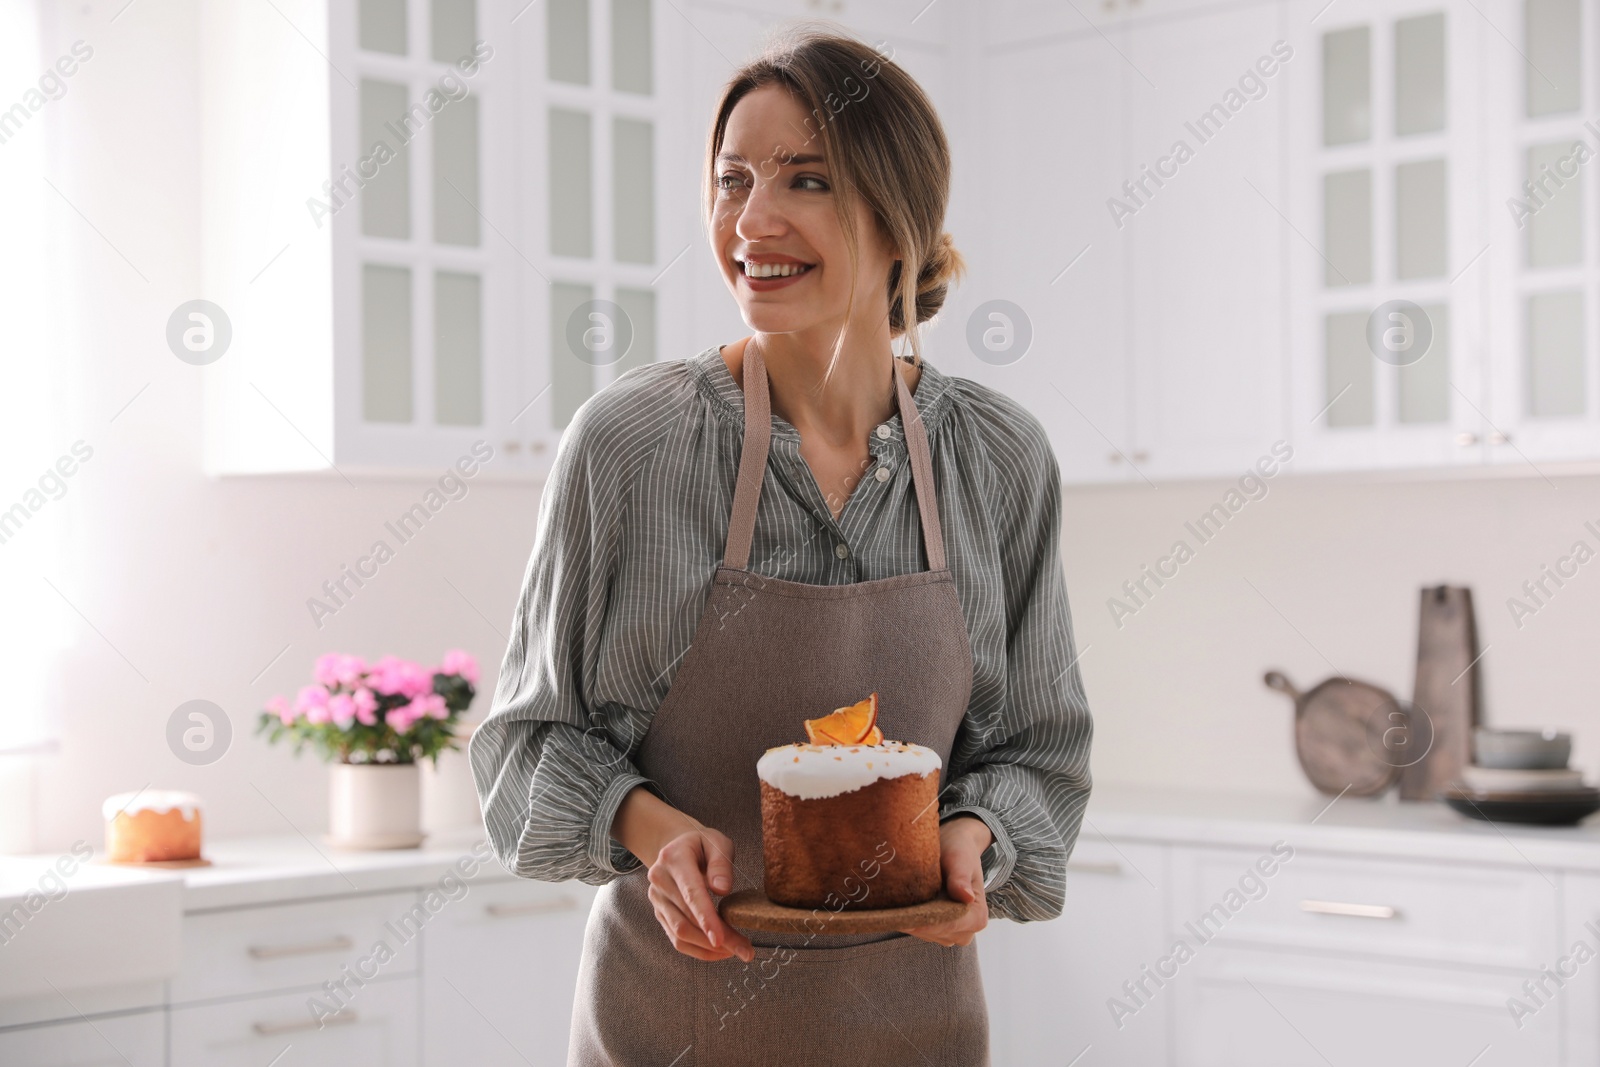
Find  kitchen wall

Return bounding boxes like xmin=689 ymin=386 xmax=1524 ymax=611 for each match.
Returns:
xmin=9 ymin=0 xmax=1600 ymax=854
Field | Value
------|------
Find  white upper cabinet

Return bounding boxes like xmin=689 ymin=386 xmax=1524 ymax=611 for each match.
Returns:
xmin=972 ymin=0 xmax=1288 ymax=484
xmin=1483 ymin=0 xmax=1600 ymax=466
xmin=971 ymin=13 xmax=1134 ymax=485
xmin=1124 ymin=2 xmax=1288 ymax=479
xmin=199 ymin=0 xmax=686 ymax=477
xmin=196 ymin=0 xmax=1600 ymax=482
xmin=1282 ymin=0 xmax=1600 ymax=476
xmin=1283 ymin=0 xmax=1491 ymax=473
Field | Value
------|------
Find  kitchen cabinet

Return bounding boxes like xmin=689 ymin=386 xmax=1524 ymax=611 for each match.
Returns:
xmin=1282 ymin=0 xmax=1492 ymax=473
xmin=171 ymin=977 xmax=420 ymax=1067
xmin=974 ymin=787 xmax=1600 ymax=1066
xmin=0 ymin=838 xmax=599 ymax=1067
xmin=171 ymin=890 xmax=421 ymax=1004
xmin=422 ymin=878 xmax=596 ymax=1064
xmin=190 ymin=0 xmax=1600 ymax=484
xmin=1480 ymin=0 xmax=1600 ymax=466
xmin=1282 ymin=0 xmax=1600 ymax=475
xmin=1123 ymin=2 xmax=1289 ymax=479
xmin=198 ymin=0 xmax=691 ymax=477
xmin=973 ymin=15 xmax=1134 ymax=485
xmin=1167 ymin=844 xmax=1562 ymax=1065
xmin=979 ymin=839 xmax=1170 ymax=1067
xmin=1176 ymin=947 xmax=1559 ymax=1066
xmin=975 ymin=0 xmax=1288 ymax=484
xmin=1560 ymin=872 xmax=1600 ymax=1064
xmin=0 ymin=1011 xmax=164 ymax=1067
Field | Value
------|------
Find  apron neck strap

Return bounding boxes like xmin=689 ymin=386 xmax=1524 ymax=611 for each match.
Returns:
xmin=723 ymin=342 xmax=948 ymax=573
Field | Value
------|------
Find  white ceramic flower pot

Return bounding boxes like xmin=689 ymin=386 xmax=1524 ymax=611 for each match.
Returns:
xmin=327 ymin=763 xmax=425 ymax=850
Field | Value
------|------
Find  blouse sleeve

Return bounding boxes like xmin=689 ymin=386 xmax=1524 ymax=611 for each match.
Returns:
xmin=938 ymin=407 xmax=1095 ymax=923
xmin=468 ymin=401 xmax=661 ymax=886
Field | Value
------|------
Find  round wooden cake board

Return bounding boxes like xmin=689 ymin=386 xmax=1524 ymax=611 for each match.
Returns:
xmin=99 ymin=857 xmax=213 ymax=869
xmin=718 ymin=888 xmax=967 ymax=935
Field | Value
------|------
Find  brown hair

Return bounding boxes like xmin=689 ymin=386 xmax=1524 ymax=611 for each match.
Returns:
xmin=704 ymin=24 xmax=965 ymax=368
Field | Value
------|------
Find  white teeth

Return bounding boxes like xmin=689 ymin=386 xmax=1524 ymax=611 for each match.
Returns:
xmin=742 ymin=261 xmax=810 ymax=279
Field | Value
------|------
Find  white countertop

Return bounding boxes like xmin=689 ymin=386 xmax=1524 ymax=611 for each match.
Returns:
xmin=19 ymin=785 xmax=1600 ymax=916
xmin=1085 ymin=783 xmax=1600 ymax=871
xmin=177 ymin=830 xmax=513 ymax=911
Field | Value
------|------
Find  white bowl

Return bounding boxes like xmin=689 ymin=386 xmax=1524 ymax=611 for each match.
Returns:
xmin=1473 ymin=728 xmax=1571 ymax=770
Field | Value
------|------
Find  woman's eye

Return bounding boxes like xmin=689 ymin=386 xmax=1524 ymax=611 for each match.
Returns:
xmin=795 ymin=175 xmax=829 ymax=191
xmin=716 ymin=173 xmax=747 ymax=192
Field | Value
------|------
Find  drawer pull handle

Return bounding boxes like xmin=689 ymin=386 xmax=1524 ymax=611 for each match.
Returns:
xmin=487 ymin=894 xmax=579 ymax=918
xmin=247 ymin=934 xmax=355 ymax=960
xmin=252 ymin=1010 xmax=358 ymax=1036
xmin=1299 ymin=899 xmax=1400 ymax=920
xmin=1066 ymin=861 xmax=1123 ymax=876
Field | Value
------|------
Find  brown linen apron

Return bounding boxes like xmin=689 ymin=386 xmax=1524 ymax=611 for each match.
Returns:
xmin=568 ymin=343 xmax=989 ymax=1067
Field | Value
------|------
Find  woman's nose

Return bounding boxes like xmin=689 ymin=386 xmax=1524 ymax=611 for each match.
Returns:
xmin=734 ymin=176 xmax=786 ymax=242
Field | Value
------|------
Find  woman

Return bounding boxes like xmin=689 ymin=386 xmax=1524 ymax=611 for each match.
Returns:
xmin=470 ymin=27 xmax=1093 ymax=1066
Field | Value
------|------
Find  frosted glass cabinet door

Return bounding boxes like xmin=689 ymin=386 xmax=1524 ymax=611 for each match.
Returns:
xmin=1483 ymin=0 xmax=1600 ymax=464
xmin=1286 ymin=0 xmax=1488 ymax=471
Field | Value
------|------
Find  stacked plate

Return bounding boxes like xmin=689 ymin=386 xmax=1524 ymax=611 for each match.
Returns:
xmin=1442 ymin=728 xmax=1600 ymax=826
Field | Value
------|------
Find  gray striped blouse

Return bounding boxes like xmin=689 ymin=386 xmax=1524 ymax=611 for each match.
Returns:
xmin=468 ymin=345 xmax=1094 ymax=923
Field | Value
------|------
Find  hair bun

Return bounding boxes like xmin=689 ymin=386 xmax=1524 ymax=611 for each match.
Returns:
xmin=905 ymin=232 xmax=965 ymax=328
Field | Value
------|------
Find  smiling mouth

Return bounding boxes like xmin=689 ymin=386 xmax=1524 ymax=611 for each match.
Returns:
xmin=737 ymin=259 xmax=816 ymax=279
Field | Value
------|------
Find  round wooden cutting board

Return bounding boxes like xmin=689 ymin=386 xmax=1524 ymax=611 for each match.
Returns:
xmin=719 ymin=888 xmax=967 ymax=935
xmin=1265 ymin=669 xmax=1406 ymax=797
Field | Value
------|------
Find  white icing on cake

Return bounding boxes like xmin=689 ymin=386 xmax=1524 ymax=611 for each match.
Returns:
xmin=103 ymin=790 xmax=202 ymax=822
xmin=757 ymin=741 xmax=940 ymax=800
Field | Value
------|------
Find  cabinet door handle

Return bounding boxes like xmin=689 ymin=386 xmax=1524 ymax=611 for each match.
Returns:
xmin=253 ymin=1010 xmax=358 ymax=1036
xmin=1456 ymin=431 xmax=1480 ymax=446
xmin=487 ymin=894 xmax=579 ymax=918
xmin=1489 ymin=430 xmax=1511 ymax=445
xmin=1299 ymin=898 xmax=1400 ymax=920
xmin=247 ymin=934 xmax=355 ymax=960
xmin=1066 ymin=861 xmax=1123 ymax=876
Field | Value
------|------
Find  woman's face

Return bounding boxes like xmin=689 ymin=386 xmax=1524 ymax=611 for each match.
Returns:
xmin=711 ymin=84 xmax=896 ymax=339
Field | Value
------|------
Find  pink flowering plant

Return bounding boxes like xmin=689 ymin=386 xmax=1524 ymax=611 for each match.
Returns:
xmin=258 ymin=650 xmax=479 ymax=765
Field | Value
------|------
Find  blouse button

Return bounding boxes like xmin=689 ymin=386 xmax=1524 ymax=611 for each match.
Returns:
xmin=875 ymin=424 xmax=892 ymax=440
xmin=834 ymin=543 xmax=851 ymax=560
xmin=874 ymin=466 xmax=891 ymax=482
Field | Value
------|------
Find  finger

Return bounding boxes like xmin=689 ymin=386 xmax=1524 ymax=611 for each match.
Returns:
xmin=671 ymin=939 xmax=738 ymax=962
xmin=664 ymin=852 xmax=728 ymax=949
xmin=702 ymin=834 xmax=737 ymax=896
xmin=650 ymin=887 xmax=726 ymax=954
xmin=668 ymin=848 xmax=754 ymax=960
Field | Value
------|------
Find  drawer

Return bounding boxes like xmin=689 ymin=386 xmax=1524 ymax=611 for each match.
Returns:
xmin=173 ymin=891 xmax=420 ymax=1004
xmin=421 ymin=879 xmax=595 ymax=1066
xmin=0 ymin=1010 xmax=165 ymax=1067
xmin=1172 ymin=946 xmax=1558 ymax=1067
xmin=1172 ymin=845 xmax=1557 ymax=969
xmin=171 ymin=975 xmax=417 ymax=1067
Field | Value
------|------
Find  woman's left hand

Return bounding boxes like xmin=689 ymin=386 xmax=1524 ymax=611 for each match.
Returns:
xmin=901 ymin=815 xmax=992 ymax=947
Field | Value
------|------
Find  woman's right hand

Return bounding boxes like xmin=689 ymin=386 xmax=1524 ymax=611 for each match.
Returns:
xmin=611 ymin=784 xmax=755 ymax=963
xmin=646 ymin=826 xmax=756 ymax=963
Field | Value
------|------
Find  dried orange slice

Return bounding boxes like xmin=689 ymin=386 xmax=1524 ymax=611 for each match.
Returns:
xmin=803 ymin=693 xmax=878 ymax=745
xmin=861 ymin=725 xmax=883 ymax=745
